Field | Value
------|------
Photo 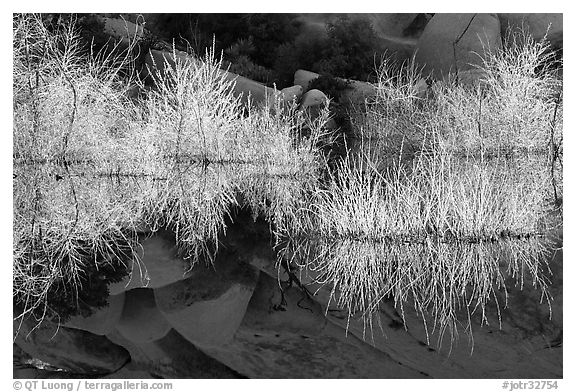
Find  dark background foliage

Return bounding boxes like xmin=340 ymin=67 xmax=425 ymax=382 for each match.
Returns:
xmin=134 ymin=14 xmax=388 ymax=89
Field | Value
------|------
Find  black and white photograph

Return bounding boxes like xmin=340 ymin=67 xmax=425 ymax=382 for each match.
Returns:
xmin=10 ymin=5 xmax=567 ymax=385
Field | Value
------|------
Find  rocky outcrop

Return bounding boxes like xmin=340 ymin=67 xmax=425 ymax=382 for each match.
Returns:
xmin=14 ymin=318 xmax=129 ymax=375
xmin=116 ymin=288 xmax=171 ymax=343
xmin=415 ymin=14 xmax=502 ymax=82
xmin=154 ymin=253 xmax=260 ymax=347
xmin=499 ymin=13 xmax=562 ymax=49
xmin=300 ymin=89 xmax=329 ymax=111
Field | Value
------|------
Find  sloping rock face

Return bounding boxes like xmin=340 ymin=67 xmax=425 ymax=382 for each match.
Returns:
xmin=499 ymin=13 xmax=562 ymax=49
xmin=116 ymin=288 xmax=171 ymax=343
xmin=14 ymin=318 xmax=129 ymax=375
xmin=415 ymin=13 xmax=502 ymax=81
xmin=106 ymin=329 xmax=243 ymax=378
xmin=201 ymin=273 xmax=427 ymax=378
xmin=340 ymin=79 xmax=377 ymax=107
xmin=154 ymin=251 xmax=260 ymax=347
xmin=64 ymin=292 xmax=125 ymax=335
xmin=291 ymin=241 xmax=563 ymax=378
xmin=218 ymin=213 xmax=563 ymax=379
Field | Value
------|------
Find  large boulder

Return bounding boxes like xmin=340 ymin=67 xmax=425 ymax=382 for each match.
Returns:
xmin=154 ymin=254 xmax=260 ymax=347
xmin=262 ymin=85 xmax=304 ymax=114
xmin=298 ymin=89 xmax=332 ymax=130
xmin=340 ymin=79 xmax=377 ymax=107
xmin=294 ymin=69 xmax=320 ymax=93
xmin=14 ymin=318 xmax=129 ymax=375
xmin=300 ymin=88 xmax=329 ymax=111
xmin=116 ymin=288 xmax=171 ymax=343
xmin=279 ymin=85 xmax=303 ymax=105
xmin=499 ymin=13 xmax=562 ymax=49
xmin=64 ymin=292 xmax=125 ymax=335
xmin=415 ymin=13 xmax=502 ymax=81
xmin=108 ymin=231 xmax=194 ymax=295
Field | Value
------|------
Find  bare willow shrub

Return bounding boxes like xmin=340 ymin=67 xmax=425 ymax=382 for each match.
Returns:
xmin=13 ymin=14 xmax=141 ymax=167
xmin=278 ymin=29 xmax=562 ymax=346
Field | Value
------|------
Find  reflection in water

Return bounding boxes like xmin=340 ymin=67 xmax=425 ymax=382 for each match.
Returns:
xmin=273 ymin=146 xmax=560 ymax=343
xmin=13 ymin=149 xmax=561 ymax=344
xmin=12 ymin=160 xmax=316 ymax=321
xmin=302 ymin=151 xmax=557 ymax=243
xmin=280 ymin=234 xmax=554 ymax=343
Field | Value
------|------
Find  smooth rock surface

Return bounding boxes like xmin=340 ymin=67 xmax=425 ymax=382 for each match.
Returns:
xmin=340 ymin=79 xmax=377 ymax=107
xmin=14 ymin=318 xmax=129 ymax=375
xmin=280 ymin=85 xmax=304 ymax=105
xmin=294 ymin=69 xmax=320 ymax=92
xmin=300 ymin=88 xmax=329 ymax=110
xmin=201 ymin=273 xmax=426 ymax=378
xmin=107 ymin=329 xmax=243 ymax=378
xmin=116 ymin=288 xmax=171 ymax=343
xmin=154 ymin=254 xmax=260 ymax=347
xmin=415 ymin=13 xmax=502 ymax=81
xmin=64 ymin=292 xmax=125 ymax=335
xmin=299 ymin=89 xmax=330 ymax=128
